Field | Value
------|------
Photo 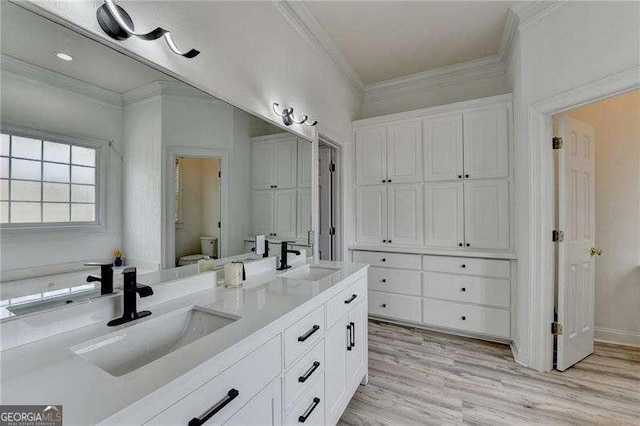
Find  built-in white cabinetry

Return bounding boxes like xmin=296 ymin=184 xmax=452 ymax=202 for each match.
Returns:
xmin=297 ymin=188 xmax=311 ymax=239
xmin=252 ymin=137 xmax=297 ymax=190
xmin=464 ymin=180 xmax=509 ymax=249
xmin=462 ymin=108 xmax=509 ymax=179
xmin=355 ymin=185 xmax=387 ymax=244
xmin=251 ymin=189 xmax=296 ymax=239
xmin=386 ymin=121 xmax=423 ymax=183
xmin=423 ymin=115 xmax=463 ymax=181
xmin=424 ymin=182 xmax=464 ymax=248
xmin=355 ymin=127 xmax=386 ymax=186
xmin=297 ymin=140 xmax=312 ymax=188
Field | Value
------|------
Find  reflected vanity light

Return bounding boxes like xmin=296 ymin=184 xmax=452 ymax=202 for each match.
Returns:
xmin=96 ymin=0 xmax=200 ymax=58
xmin=272 ymin=103 xmax=318 ymax=127
xmin=54 ymin=52 xmax=73 ymax=61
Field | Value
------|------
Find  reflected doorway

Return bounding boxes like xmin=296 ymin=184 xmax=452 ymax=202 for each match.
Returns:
xmin=318 ymin=139 xmax=338 ymax=260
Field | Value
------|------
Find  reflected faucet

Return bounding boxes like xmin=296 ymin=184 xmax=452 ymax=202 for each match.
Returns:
xmin=107 ymin=267 xmax=153 ymax=327
xmin=85 ymin=262 xmax=114 ymax=295
xmin=277 ymin=241 xmax=301 ymax=271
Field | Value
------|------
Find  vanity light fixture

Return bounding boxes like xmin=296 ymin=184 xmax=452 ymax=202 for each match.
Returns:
xmin=272 ymin=103 xmax=318 ymax=127
xmin=96 ymin=0 xmax=200 ymax=58
xmin=54 ymin=52 xmax=73 ymax=61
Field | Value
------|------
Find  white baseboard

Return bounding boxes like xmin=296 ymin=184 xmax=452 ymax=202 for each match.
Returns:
xmin=595 ymin=327 xmax=640 ymax=348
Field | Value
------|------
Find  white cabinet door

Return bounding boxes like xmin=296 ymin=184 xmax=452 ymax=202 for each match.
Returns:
xmin=273 ymin=139 xmax=298 ymax=189
xmin=355 ymin=127 xmax=387 ymax=185
xmin=252 ymin=143 xmax=274 ymax=190
xmin=355 ymin=185 xmax=387 ymax=244
xmin=423 ymin=115 xmax=463 ymax=181
xmin=273 ymin=189 xmax=297 ymax=239
xmin=387 ymin=121 xmax=422 ymax=183
xmin=464 ymin=180 xmax=509 ymax=249
xmin=296 ymin=188 xmax=311 ymax=239
xmin=325 ymin=316 xmax=348 ymax=425
xmin=223 ymin=379 xmax=281 ymax=426
xmin=252 ymin=190 xmax=273 ymax=236
xmin=387 ymin=183 xmax=423 ymax=246
xmin=424 ymin=182 xmax=464 ymax=248
xmin=346 ymin=302 xmax=367 ymax=388
xmin=463 ymin=108 xmax=509 ymax=179
xmin=297 ymin=139 xmax=312 ymax=188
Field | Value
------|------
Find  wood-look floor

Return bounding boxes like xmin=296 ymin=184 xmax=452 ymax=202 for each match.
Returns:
xmin=339 ymin=320 xmax=640 ymax=425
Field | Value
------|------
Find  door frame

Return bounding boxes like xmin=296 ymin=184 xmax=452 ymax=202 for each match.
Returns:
xmin=164 ymin=147 xmax=229 ymax=269
xmin=318 ymin=132 xmax=343 ymax=260
xmin=527 ymin=67 xmax=639 ymax=372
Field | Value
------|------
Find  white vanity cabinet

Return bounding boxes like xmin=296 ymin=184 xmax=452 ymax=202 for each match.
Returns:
xmin=252 ymin=136 xmax=297 ymax=190
xmin=251 ymin=189 xmax=297 ymax=239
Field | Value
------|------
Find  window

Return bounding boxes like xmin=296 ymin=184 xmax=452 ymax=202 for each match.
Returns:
xmin=0 ymin=131 xmax=98 ymax=226
xmin=174 ymin=157 xmax=182 ymax=225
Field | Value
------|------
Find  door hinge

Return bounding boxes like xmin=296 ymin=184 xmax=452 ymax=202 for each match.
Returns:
xmin=553 ymin=137 xmax=563 ymax=149
xmin=328 ymin=226 xmax=336 ymax=235
xmin=218 ymin=171 xmax=221 ymax=178
xmin=218 ymin=221 xmax=221 ymax=229
xmin=552 ymin=230 xmax=564 ymax=242
xmin=551 ymin=322 xmax=563 ymax=336
xmin=329 ymin=163 xmax=336 ymax=173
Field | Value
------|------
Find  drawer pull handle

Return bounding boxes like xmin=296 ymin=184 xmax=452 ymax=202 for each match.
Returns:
xmin=381 ymin=279 xmax=386 ymax=283
xmin=458 ymin=243 xmax=463 ymax=247
xmin=381 ymin=303 xmax=387 ymax=308
xmin=461 ymin=287 xmax=466 ymax=292
xmin=188 ymin=388 xmax=239 ymax=426
xmin=344 ymin=294 xmax=357 ymax=304
xmin=298 ymin=324 xmax=320 ymax=342
xmin=298 ymin=397 xmax=321 ymax=423
xmin=346 ymin=324 xmax=352 ymax=351
xmin=461 ymin=316 xmax=466 ymax=321
xmin=461 ymin=264 xmax=466 ymax=268
xmin=298 ymin=361 xmax=320 ymax=383
xmin=381 ymin=258 xmax=386 ymax=262
xmin=466 ymin=243 xmax=470 ymax=247
xmin=382 ymin=239 xmax=387 ymax=243
xmin=350 ymin=321 xmax=356 ymax=349
xmin=388 ymin=239 xmax=392 ymax=243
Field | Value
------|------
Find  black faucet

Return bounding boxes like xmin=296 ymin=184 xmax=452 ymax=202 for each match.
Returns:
xmin=107 ymin=267 xmax=153 ymax=327
xmin=85 ymin=262 xmax=114 ymax=295
xmin=277 ymin=241 xmax=301 ymax=271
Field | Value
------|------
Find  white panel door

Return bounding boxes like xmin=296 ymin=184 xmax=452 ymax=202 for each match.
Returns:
xmin=298 ymin=139 xmax=312 ymax=188
xmin=273 ymin=139 xmax=297 ymax=189
xmin=355 ymin=185 xmax=387 ymax=244
xmin=424 ymin=182 xmax=464 ymax=247
xmin=325 ymin=318 xmax=348 ymax=425
xmin=423 ymin=115 xmax=464 ymax=181
xmin=223 ymin=379 xmax=281 ymax=426
xmin=252 ymin=143 xmax=274 ymax=190
xmin=346 ymin=302 xmax=367 ymax=388
xmin=296 ymin=188 xmax=311 ymax=239
xmin=463 ymin=180 xmax=509 ymax=249
xmin=273 ymin=189 xmax=297 ymax=239
xmin=557 ymin=116 xmax=596 ymax=371
xmin=387 ymin=183 xmax=423 ymax=246
xmin=355 ymin=127 xmax=387 ymax=185
xmin=252 ymin=190 xmax=273 ymax=236
xmin=387 ymin=121 xmax=422 ymax=183
xmin=463 ymin=108 xmax=509 ymax=179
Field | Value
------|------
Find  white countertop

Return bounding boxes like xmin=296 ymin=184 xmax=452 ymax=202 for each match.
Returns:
xmin=348 ymin=244 xmax=518 ymax=260
xmin=0 ymin=260 xmax=367 ymax=425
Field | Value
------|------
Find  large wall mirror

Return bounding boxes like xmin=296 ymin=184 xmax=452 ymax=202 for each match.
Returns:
xmin=0 ymin=2 xmax=313 ymax=319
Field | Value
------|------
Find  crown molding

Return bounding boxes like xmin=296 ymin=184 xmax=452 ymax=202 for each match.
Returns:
xmin=121 ymin=80 xmax=226 ymax=106
xmin=498 ymin=9 xmax=519 ymax=64
xmin=511 ymin=0 xmax=564 ymax=30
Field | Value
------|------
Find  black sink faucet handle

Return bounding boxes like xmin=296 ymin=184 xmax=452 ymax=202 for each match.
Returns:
xmin=85 ymin=262 xmax=114 ymax=295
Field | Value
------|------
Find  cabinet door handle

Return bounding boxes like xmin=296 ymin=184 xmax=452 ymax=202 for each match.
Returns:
xmin=461 ymin=316 xmax=466 ymax=321
xmin=388 ymin=239 xmax=392 ymax=243
xmin=188 ymin=388 xmax=239 ymax=426
xmin=381 ymin=258 xmax=386 ymax=262
xmin=298 ymin=324 xmax=320 ymax=342
xmin=458 ymin=243 xmax=463 ymax=247
xmin=344 ymin=294 xmax=357 ymax=304
xmin=382 ymin=239 xmax=387 ymax=243
xmin=461 ymin=264 xmax=466 ymax=269
xmin=461 ymin=287 xmax=466 ymax=292
xmin=388 ymin=179 xmax=392 ymax=183
xmin=466 ymin=243 xmax=470 ymax=247
xmin=465 ymin=174 xmax=469 ymax=178
xmin=350 ymin=321 xmax=355 ymax=349
xmin=298 ymin=397 xmax=321 ymax=423
xmin=346 ymin=324 xmax=352 ymax=351
xmin=298 ymin=361 xmax=320 ymax=383
xmin=381 ymin=278 xmax=386 ymax=283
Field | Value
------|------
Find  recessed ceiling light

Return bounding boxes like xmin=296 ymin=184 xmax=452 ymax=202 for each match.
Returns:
xmin=54 ymin=52 xmax=73 ymax=62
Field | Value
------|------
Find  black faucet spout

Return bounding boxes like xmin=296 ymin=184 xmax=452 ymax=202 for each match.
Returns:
xmin=107 ymin=267 xmax=152 ymax=327
xmin=277 ymin=241 xmax=301 ymax=271
xmin=85 ymin=262 xmax=114 ymax=295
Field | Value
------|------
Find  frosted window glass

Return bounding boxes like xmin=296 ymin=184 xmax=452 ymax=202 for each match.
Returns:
xmin=71 ymin=166 xmax=94 ymax=184
xmin=71 ymin=146 xmax=95 ymax=167
xmin=11 ymin=202 xmax=41 ymax=223
xmin=43 ymin=142 xmax=70 ymax=163
xmin=0 ymin=135 xmax=9 ymax=156
xmin=12 ymin=136 xmax=41 ymax=160
xmin=11 ymin=159 xmax=41 ymax=181
xmin=0 ymin=158 xmax=8 ymax=179
xmin=11 ymin=180 xmax=41 ymax=201
xmin=43 ymin=203 xmax=70 ymax=222
xmin=43 ymin=162 xmax=69 ymax=183
xmin=71 ymin=203 xmax=94 ymax=222
xmin=43 ymin=183 xmax=69 ymax=202
xmin=71 ymin=185 xmax=95 ymax=203
xmin=0 ymin=179 xmax=7 ymax=200
xmin=0 ymin=202 xmax=7 ymax=223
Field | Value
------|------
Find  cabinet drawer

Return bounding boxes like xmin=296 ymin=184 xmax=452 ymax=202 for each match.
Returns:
xmin=284 ymin=305 xmax=325 ymax=367
xmin=353 ymin=250 xmax=421 ymax=270
xmin=326 ymin=276 xmax=367 ymax=328
xmin=424 ymin=272 xmax=510 ymax=308
xmin=368 ymin=290 xmax=421 ymax=322
xmin=284 ymin=339 xmax=325 ymax=413
xmin=369 ymin=267 xmax=422 ymax=296
xmin=284 ymin=373 xmax=325 ymax=426
xmin=424 ymin=255 xmax=510 ymax=278
xmin=147 ymin=335 xmax=281 ymax=425
xmin=423 ymin=299 xmax=510 ymax=338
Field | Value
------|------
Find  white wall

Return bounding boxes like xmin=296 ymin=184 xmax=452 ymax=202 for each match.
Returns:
xmin=564 ymin=90 xmax=640 ymax=346
xmin=0 ymin=71 xmax=123 ymax=271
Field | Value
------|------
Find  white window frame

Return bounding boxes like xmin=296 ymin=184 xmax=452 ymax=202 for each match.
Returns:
xmin=0 ymin=124 xmax=108 ymax=232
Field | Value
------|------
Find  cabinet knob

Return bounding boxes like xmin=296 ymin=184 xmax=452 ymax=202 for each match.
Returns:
xmin=382 ymin=179 xmax=386 ymax=183
xmin=381 ymin=303 xmax=387 ymax=308
xmin=461 ymin=264 xmax=466 ymax=268
xmin=461 ymin=316 xmax=466 ymax=321
xmin=381 ymin=258 xmax=386 ymax=262
xmin=466 ymin=243 xmax=470 ymax=247
xmin=461 ymin=287 xmax=466 ymax=292
xmin=388 ymin=179 xmax=392 ymax=183
xmin=388 ymin=240 xmax=392 ymax=243
xmin=465 ymin=174 xmax=470 ymax=178
xmin=458 ymin=243 xmax=463 ymax=247
xmin=381 ymin=279 xmax=386 ymax=283
xmin=458 ymin=175 xmax=462 ymax=179
xmin=382 ymin=239 xmax=387 ymax=243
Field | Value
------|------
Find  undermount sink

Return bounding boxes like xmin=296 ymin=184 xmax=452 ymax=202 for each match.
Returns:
xmin=278 ymin=264 xmax=340 ymax=281
xmin=71 ymin=306 xmax=239 ymax=377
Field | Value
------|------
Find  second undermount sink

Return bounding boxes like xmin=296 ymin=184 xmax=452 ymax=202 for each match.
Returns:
xmin=278 ymin=264 xmax=340 ymax=281
xmin=71 ymin=306 xmax=239 ymax=377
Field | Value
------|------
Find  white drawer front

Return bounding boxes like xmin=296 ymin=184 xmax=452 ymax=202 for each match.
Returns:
xmin=147 ymin=335 xmax=281 ymax=426
xmin=423 ymin=299 xmax=510 ymax=338
xmin=284 ymin=373 xmax=325 ymax=426
xmin=424 ymin=272 xmax=510 ymax=308
xmin=353 ymin=250 xmax=421 ymax=270
xmin=284 ymin=339 xmax=325 ymax=413
xmin=326 ymin=276 xmax=367 ymax=328
xmin=424 ymin=255 xmax=510 ymax=278
xmin=369 ymin=267 xmax=422 ymax=296
xmin=368 ymin=290 xmax=421 ymax=322
xmin=284 ymin=305 xmax=325 ymax=367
